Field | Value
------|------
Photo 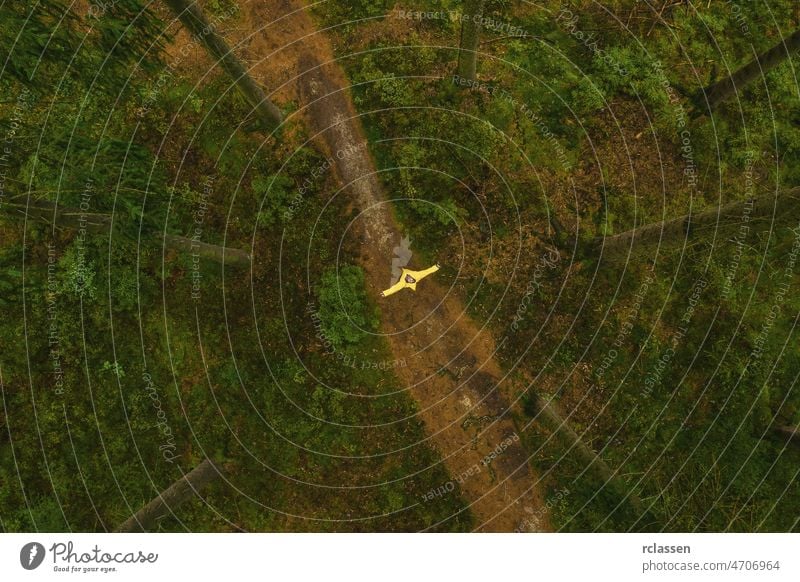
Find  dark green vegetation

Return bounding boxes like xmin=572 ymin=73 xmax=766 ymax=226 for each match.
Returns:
xmin=0 ymin=1 xmax=467 ymax=531
xmin=2 ymin=0 xmax=799 ymax=533
xmin=313 ymin=0 xmax=800 ymax=531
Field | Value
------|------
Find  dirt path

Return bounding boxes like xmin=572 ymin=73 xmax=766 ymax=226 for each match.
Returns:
xmin=235 ymin=0 xmax=549 ymax=531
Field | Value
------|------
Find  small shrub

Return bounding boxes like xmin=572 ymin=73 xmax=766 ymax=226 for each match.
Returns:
xmin=57 ymin=242 xmax=97 ymax=300
xmin=253 ymin=174 xmax=296 ymax=226
xmin=316 ymin=265 xmax=378 ymax=350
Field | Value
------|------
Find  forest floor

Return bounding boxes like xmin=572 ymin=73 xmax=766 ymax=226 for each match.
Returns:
xmin=223 ymin=0 xmax=551 ymax=531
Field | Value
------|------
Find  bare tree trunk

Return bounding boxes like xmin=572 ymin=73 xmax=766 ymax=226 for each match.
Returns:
xmin=115 ymin=458 xmax=224 ymax=532
xmin=4 ymin=200 xmax=251 ymax=267
xmin=163 ymin=0 xmax=283 ymax=131
xmin=699 ymin=29 xmax=800 ymax=112
xmin=529 ymin=393 xmax=654 ymax=525
xmin=163 ymin=233 xmax=250 ymax=266
xmin=590 ymin=189 xmax=800 ymax=264
xmin=773 ymin=425 xmax=800 ymax=446
xmin=15 ymin=199 xmax=114 ymax=233
xmin=456 ymin=0 xmax=486 ymax=82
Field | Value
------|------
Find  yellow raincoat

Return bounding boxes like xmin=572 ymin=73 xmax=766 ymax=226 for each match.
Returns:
xmin=380 ymin=264 xmax=440 ymax=297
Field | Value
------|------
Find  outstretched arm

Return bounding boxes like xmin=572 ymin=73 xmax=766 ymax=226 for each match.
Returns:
xmin=381 ymin=279 xmax=407 ymax=297
xmin=410 ymin=264 xmax=440 ymax=281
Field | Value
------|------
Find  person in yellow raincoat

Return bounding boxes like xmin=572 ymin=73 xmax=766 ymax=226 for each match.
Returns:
xmin=380 ymin=264 xmax=440 ymax=297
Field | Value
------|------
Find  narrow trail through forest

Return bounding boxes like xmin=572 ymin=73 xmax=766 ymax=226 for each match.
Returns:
xmin=235 ymin=0 xmax=549 ymax=531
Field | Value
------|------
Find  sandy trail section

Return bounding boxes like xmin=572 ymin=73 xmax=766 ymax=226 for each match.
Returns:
xmin=234 ymin=0 xmax=550 ymax=531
